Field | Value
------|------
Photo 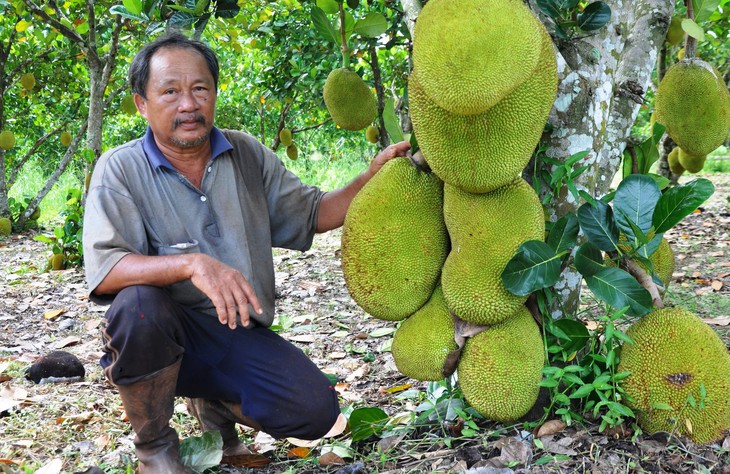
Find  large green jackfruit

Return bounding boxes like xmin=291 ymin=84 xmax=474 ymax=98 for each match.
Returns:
xmin=618 ymin=307 xmax=730 ymax=444
xmin=341 ymin=158 xmax=448 ymax=320
xmin=410 ymin=25 xmax=557 ymax=193
xmin=412 ymin=0 xmax=543 ymax=115
xmin=391 ymin=286 xmax=458 ymax=381
xmin=441 ymin=179 xmax=544 ymax=325
xmin=323 ymin=68 xmax=376 ymax=131
xmin=458 ymin=306 xmax=544 ymax=422
xmin=655 ymin=59 xmax=730 ymax=156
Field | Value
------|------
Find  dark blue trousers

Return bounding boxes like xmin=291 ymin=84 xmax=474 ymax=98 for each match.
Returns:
xmin=100 ymin=285 xmax=339 ymax=440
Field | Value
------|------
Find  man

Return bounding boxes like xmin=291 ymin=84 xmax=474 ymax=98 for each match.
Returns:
xmin=83 ymin=32 xmax=410 ymax=473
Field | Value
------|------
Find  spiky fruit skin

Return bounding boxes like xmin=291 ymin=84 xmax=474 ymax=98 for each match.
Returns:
xmin=412 ymin=0 xmax=542 ymax=115
xmin=51 ymin=253 xmax=65 ymax=270
xmin=618 ymin=307 xmax=730 ymax=444
xmin=667 ymin=148 xmax=685 ymax=175
xmin=279 ymin=128 xmax=293 ymax=146
xmin=650 ymin=238 xmax=675 ymax=290
xmin=0 ymin=217 xmax=11 ymax=236
xmin=286 ymin=144 xmax=298 ymax=160
xmin=655 ymin=59 xmax=730 ymax=156
xmin=458 ymin=306 xmax=543 ymax=422
xmin=677 ymin=148 xmax=706 ymax=173
xmin=60 ymin=132 xmax=72 ymax=147
xmin=410 ymin=25 xmax=556 ymax=193
xmin=323 ymin=68 xmax=376 ymax=131
xmin=342 ymin=158 xmax=448 ymax=321
xmin=365 ymin=126 xmax=379 ymax=144
xmin=0 ymin=130 xmax=15 ymax=150
xmin=441 ymin=179 xmax=544 ymax=325
xmin=391 ymin=286 xmax=458 ymax=381
xmin=666 ymin=16 xmax=684 ymax=46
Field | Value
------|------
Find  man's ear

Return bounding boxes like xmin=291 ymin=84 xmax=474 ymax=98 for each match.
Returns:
xmin=133 ymin=94 xmax=147 ymax=118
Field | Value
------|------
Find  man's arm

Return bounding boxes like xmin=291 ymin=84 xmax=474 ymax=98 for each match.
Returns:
xmin=94 ymin=253 xmax=262 ymax=329
xmin=316 ymin=141 xmax=411 ymax=233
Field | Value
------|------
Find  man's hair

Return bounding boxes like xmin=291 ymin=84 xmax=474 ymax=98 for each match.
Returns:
xmin=128 ymin=31 xmax=219 ymax=98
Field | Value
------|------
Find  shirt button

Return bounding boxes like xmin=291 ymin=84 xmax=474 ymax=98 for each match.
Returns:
xmin=207 ymin=167 xmax=212 ymax=172
xmin=200 ymin=196 xmax=207 ymax=202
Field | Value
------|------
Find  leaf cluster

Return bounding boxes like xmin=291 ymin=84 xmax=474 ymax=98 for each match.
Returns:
xmin=535 ymin=0 xmax=612 ymax=39
xmin=34 ymin=187 xmax=85 ymax=269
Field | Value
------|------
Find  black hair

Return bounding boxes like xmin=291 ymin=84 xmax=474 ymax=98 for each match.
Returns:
xmin=128 ymin=31 xmax=219 ymax=98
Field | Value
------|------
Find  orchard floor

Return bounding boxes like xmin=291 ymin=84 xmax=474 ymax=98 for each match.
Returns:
xmin=0 ymin=174 xmax=728 ymax=474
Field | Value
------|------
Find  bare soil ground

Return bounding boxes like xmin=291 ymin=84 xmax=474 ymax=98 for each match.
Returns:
xmin=0 ymin=174 xmax=728 ymax=474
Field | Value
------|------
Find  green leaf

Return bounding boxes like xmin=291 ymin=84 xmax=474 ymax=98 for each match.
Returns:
xmin=316 ymin=0 xmax=340 ymax=14
xmin=681 ymin=18 xmax=705 ymax=41
xmin=383 ymin=98 xmax=404 ymax=143
xmin=621 ymin=149 xmax=633 ymax=179
xmin=570 ymin=383 xmax=595 ymax=398
xmin=535 ymin=0 xmax=561 ymax=18
xmin=354 ymin=12 xmax=387 ymax=38
xmin=585 ymin=267 xmax=653 ymax=316
xmin=547 ymin=213 xmax=579 ymax=254
xmin=311 ymin=6 xmax=339 ymax=44
xmin=647 ymin=173 xmax=670 ymax=191
xmin=109 ymin=5 xmax=146 ymax=20
xmin=692 ymin=0 xmax=720 ymax=22
xmin=123 ymin=0 xmax=144 ymax=15
xmin=574 ymin=241 xmax=605 ymax=277
xmin=501 ymin=240 xmax=562 ymax=296
xmin=349 ymin=407 xmax=389 ymax=441
xmin=369 ymin=327 xmax=395 ymax=337
xmin=577 ymin=2 xmax=611 ymax=31
xmin=179 ymin=431 xmax=223 ymax=473
xmin=552 ymin=318 xmax=590 ymax=353
xmin=652 ymin=178 xmax=715 ymax=233
xmin=613 ymin=174 xmax=661 ymax=241
xmin=650 ymin=402 xmax=674 ymax=411
xmin=577 ymin=200 xmax=620 ymax=252
xmin=651 ymin=122 xmax=666 ymax=146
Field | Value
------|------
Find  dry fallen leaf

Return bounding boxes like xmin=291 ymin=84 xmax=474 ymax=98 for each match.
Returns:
xmin=54 ymin=336 xmax=81 ymax=349
xmin=318 ymin=451 xmax=345 ymax=466
xmin=536 ymin=419 xmax=566 ymax=438
xmin=287 ymin=447 xmax=311 ymax=458
xmin=35 ymin=458 xmax=63 ymax=474
xmin=711 ymin=280 xmax=723 ymax=291
xmin=44 ymin=308 xmax=66 ymax=320
xmin=221 ymin=453 xmax=271 ymax=468
xmin=288 ymin=334 xmax=316 ymax=343
xmin=702 ymin=316 xmax=730 ymax=326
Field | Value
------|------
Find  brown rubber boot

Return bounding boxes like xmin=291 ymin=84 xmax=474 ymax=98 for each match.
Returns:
xmin=116 ymin=361 xmax=190 ymax=473
xmin=186 ymin=398 xmax=263 ymax=456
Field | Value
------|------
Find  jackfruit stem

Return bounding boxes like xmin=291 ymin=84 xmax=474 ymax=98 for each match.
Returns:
xmin=339 ymin=2 xmax=350 ymax=69
xmin=622 ymin=258 xmax=664 ymax=309
xmin=409 ymin=149 xmax=431 ymax=173
xmin=684 ymin=0 xmax=697 ymax=59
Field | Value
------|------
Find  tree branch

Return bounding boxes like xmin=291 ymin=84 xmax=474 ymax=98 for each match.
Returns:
xmin=22 ymin=0 xmax=85 ymax=48
xmin=398 ymin=0 xmax=422 ymax=39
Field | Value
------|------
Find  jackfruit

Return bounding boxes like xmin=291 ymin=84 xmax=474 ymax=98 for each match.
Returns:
xmin=654 ymin=59 xmax=730 ymax=157
xmin=618 ymin=307 xmax=730 ymax=444
xmin=51 ymin=253 xmax=65 ymax=271
xmin=410 ymin=25 xmax=557 ymax=193
xmin=458 ymin=306 xmax=544 ymax=422
xmin=20 ymin=72 xmax=35 ymax=90
xmin=365 ymin=125 xmax=379 ymax=144
xmin=0 ymin=130 xmax=15 ymax=150
xmin=666 ymin=16 xmax=684 ymax=46
xmin=677 ymin=148 xmax=706 ymax=173
xmin=279 ymin=128 xmax=293 ymax=146
xmin=667 ymin=147 xmax=685 ymax=175
xmin=677 ymin=47 xmax=686 ymax=60
xmin=341 ymin=157 xmax=448 ymax=321
xmin=323 ymin=68 xmax=376 ymax=131
xmin=60 ymin=132 xmax=72 ymax=147
xmin=391 ymin=286 xmax=458 ymax=381
xmin=0 ymin=217 xmax=11 ymax=236
xmin=412 ymin=0 xmax=543 ymax=115
xmin=286 ymin=144 xmax=298 ymax=160
xmin=441 ymin=178 xmax=545 ymax=325
xmin=29 ymin=206 xmax=41 ymax=221
xmin=121 ymin=95 xmax=137 ymax=115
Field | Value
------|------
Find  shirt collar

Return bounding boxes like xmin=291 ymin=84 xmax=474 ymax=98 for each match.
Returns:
xmin=142 ymin=126 xmax=234 ymax=170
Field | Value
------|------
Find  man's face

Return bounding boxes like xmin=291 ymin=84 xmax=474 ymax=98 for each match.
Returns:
xmin=134 ymin=47 xmax=217 ymax=150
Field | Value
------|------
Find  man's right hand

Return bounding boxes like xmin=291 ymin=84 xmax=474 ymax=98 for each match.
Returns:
xmin=188 ymin=254 xmax=263 ymax=329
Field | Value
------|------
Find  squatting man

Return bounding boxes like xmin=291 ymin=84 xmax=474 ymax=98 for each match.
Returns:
xmin=83 ymin=32 xmax=410 ymax=472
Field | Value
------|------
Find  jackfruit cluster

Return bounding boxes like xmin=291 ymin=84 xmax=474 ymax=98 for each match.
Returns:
xmin=655 ymin=59 xmax=730 ymax=157
xmin=618 ymin=307 xmax=730 ymax=444
xmin=323 ymin=67 xmax=376 ymax=131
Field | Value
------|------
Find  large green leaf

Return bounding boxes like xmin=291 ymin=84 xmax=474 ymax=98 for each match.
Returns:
xmin=577 ymin=200 xmax=620 ymax=252
xmin=180 ymin=431 xmax=223 ymax=473
xmin=692 ymin=0 xmax=720 ymax=23
xmin=652 ymin=178 xmax=715 ymax=233
xmin=547 ymin=212 xmax=579 ymax=254
xmin=316 ymin=0 xmax=340 ymax=14
xmin=349 ymin=407 xmax=389 ymax=441
xmin=383 ymin=97 xmax=404 ymax=143
xmin=585 ymin=267 xmax=653 ymax=316
xmin=502 ymin=240 xmax=562 ymax=296
xmin=535 ymin=0 xmax=561 ymax=18
xmin=123 ymin=0 xmax=144 ymax=15
xmin=354 ymin=12 xmax=387 ymax=38
xmin=551 ymin=318 xmax=590 ymax=354
xmin=681 ymin=18 xmax=705 ymax=41
xmin=577 ymin=2 xmax=611 ymax=31
xmin=311 ymin=6 xmax=339 ymax=44
xmin=613 ymin=174 xmax=661 ymax=241
xmin=109 ymin=5 xmax=147 ymax=20
xmin=574 ymin=241 xmax=605 ymax=277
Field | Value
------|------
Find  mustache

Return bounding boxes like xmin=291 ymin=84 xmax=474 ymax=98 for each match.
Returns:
xmin=173 ymin=114 xmax=206 ymax=128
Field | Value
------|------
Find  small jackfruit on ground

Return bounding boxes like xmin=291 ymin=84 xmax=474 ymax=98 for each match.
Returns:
xmin=323 ymin=68 xmax=376 ymax=131
xmin=458 ymin=306 xmax=544 ymax=422
xmin=667 ymin=148 xmax=685 ymax=175
xmin=0 ymin=217 xmax=11 ymax=236
xmin=409 ymin=24 xmax=557 ymax=194
xmin=341 ymin=157 xmax=449 ymax=321
xmin=391 ymin=286 xmax=458 ymax=381
xmin=655 ymin=59 xmax=730 ymax=157
xmin=412 ymin=0 xmax=543 ymax=115
xmin=618 ymin=307 xmax=730 ymax=444
xmin=677 ymin=148 xmax=706 ymax=173
xmin=441 ymin=178 xmax=544 ymax=325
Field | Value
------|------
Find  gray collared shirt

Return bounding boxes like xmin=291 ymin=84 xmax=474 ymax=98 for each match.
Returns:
xmin=82 ymin=127 xmax=324 ymax=326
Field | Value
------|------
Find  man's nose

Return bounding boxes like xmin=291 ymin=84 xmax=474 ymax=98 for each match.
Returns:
xmin=177 ymin=90 xmax=199 ymax=111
